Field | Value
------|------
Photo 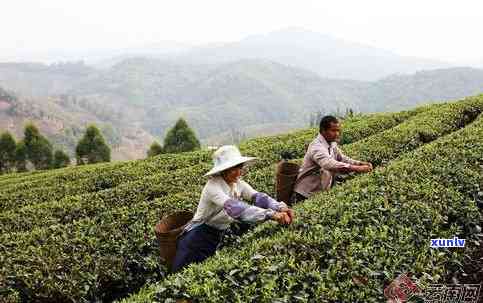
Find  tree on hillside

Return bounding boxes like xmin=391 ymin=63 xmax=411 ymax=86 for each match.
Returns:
xmin=53 ymin=150 xmax=71 ymax=168
xmin=0 ymin=86 xmax=16 ymax=104
xmin=75 ymin=125 xmax=111 ymax=165
xmin=24 ymin=123 xmax=53 ymax=170
xmin=147 ymin=141 xmax=163 ymax=158
xmin=344 ymin=107 xmax=355 ymax=119
xmin=0 ymin=132 xmax=17 ymax=173
xmin=163 ymin=118 xmax=201 ymax=154
xmin=15 ymin=141 xmax=28 ymax=172
xmin=228 ymin=127 xmax=247 ymax=145
xmin=308 ymin=109 xmax=327 ymax=128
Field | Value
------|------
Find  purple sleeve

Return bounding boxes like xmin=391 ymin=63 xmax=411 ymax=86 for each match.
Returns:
xmin=252 ymin=192 xmax=287 ymax=211
xmin=224 ymin=198 xmax=248 ymax=218
xmin=224 ymin=198 xmax=274 ymax=223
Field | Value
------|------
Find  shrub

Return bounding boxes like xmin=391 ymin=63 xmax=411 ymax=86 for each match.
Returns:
xmin=163 ymin=118 xmax=201 ymax=154
xmin=123 ymin=111 xmax=483 ymax=303
xmin=53 ymin=150 xmax=71 ymax=168
xmin=23 ymin=123 xmax=53 ymax=170
xmin=76 ymin=125 xmax=111 ymax=165
xmin=147 ymin=141 xmax=164 ymax=157
xmin=0 ymin=131 xmax=17 ymax=173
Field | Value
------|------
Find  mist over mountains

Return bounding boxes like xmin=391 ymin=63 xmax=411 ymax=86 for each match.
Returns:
xmin=1 ymin=29 xmax=482 ymax=160
xmin=87 ymin=28 xmax=452 ymax=81
xmin=153 ymin=28 xmax=452 ymax=81
xmin=4 ymin=28 xmax=454 ymax=81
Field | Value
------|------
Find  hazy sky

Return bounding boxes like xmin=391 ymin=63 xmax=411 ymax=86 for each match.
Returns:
xmin=1 ymin=0 xmax=482 ymax=64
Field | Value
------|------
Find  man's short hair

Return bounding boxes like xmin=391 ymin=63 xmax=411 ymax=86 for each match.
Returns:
xmin=319 ymin=115 xmax=339 ymax=133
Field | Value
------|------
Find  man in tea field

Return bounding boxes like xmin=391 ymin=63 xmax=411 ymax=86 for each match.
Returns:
xmin=292 ymin=115 xmax=373 ymax=203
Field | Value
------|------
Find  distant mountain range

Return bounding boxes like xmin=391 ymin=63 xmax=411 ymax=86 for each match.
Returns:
xmin=89 ymin=28 xmax=452 ymax=81
xmin=2 ymin=28 xmax=456 ymax=81
xmin=156 ymin=28 xmax=454 ymax=81
xmin=1 ymin=29 xmax=482 ymax=160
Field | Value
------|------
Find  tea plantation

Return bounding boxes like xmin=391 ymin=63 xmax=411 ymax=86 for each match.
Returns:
xmin=1 ymin=95 xmax=482 ymax=302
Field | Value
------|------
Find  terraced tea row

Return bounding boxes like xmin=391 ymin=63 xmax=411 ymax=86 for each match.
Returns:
xmin=0 ymin=151 xmax=211 ymax=211
xmin=0 ymin=108 xmax=425 ymax=221
xmin=0 ymin=105 xmax=426 ymax=203
xmin=244 ymin=96 xmax=482 ymax=196
xmin=123 ymin=110 xmax=483 ymax=303
xmin=0 ymin=163 xmax=209 ymax=233
xmin=1 ymin=96 xmax=480 ymax=302
xmin=238 ymin=105 xmax=431 ymax=165
xmin=0 ymin=103 xmax=446 ymax=233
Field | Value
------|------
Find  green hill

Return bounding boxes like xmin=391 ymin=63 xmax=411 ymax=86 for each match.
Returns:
xmin=0 ymin=85 xmax=154 ymax=161
xmin=1 ymin=60 xmax=483 ymax=161
xmin=1 ymin=95 xmax=482 ymax=302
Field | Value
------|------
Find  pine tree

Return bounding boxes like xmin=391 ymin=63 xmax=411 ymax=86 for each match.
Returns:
xmin=147 ymin=141 xmax=163 ymax=157
xmin=344 ymin=107 xmax=355 ymax=119
xmin=53 ymin=150 xmax=70 ymax=168
xmin=23 ymin=123 xmax=53 ymax=170
xmin=0 ymin=131 xmax=17 ymax=173
xmin=163 ymin=118 xmax=201 ymax=154
xmin=75 ymin=125 xmax=111 ymax=165
xmin=15 ymin=141 xmax=27 ymax=172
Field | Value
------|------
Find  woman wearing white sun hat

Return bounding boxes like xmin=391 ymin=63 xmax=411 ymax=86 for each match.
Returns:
xmin=172 ymin=145 xmax=295 ymax=273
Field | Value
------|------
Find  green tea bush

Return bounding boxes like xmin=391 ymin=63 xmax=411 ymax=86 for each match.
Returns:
xmin=239 ymin=105 xmax=430 ymax=165
xmin=0 ymin=107 xmax=420 ymax=198
xmin=122 ymin=112 xmax=483 ymax=303
xmin=0 ymin=151 xmax=211 ymax=211
xmin=1 ymin=96 xmax=481 ymax=302
xmin=0 ymin=108 xmax=416 ymax=302
xmin=0 ymin=163 xmax=209 ymax=233
xmin=0 ymin=109 xmax=419 ymax=231
xmin=0 ymin=169 xmax=43 ymax=183
xmin=244 ymin=96 xmax=483 ymax=197
xmin=344 ymin=97 xmax=482 ymax=166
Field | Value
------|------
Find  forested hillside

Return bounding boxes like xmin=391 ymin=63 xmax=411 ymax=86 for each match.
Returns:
xmin=1 ymin=59 xmax=483 ymax=160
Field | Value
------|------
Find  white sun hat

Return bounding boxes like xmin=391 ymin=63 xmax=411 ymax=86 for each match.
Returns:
xmin=204 ymin=145 xmax=257 ymax=177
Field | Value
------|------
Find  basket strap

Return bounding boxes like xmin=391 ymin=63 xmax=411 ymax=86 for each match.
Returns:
xmin=177 ymin=206 xmax=225 ymax=239
xmin=293 ymin=165 xmax=319 ymax=188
